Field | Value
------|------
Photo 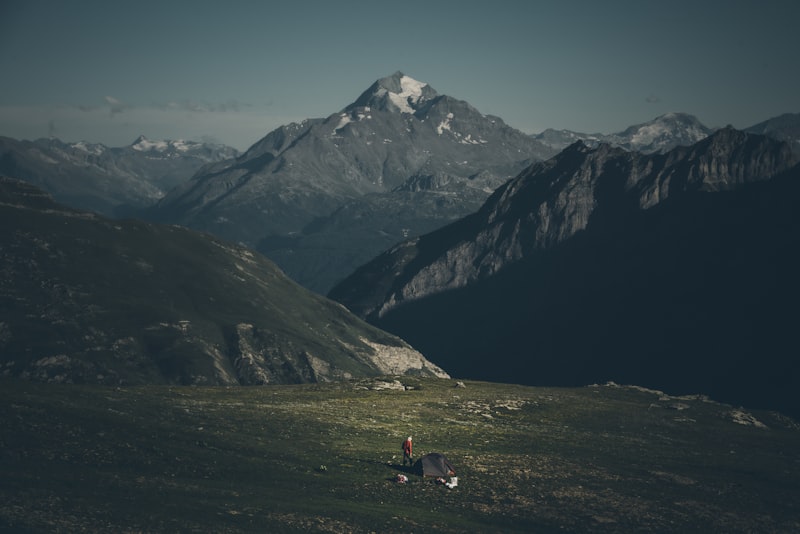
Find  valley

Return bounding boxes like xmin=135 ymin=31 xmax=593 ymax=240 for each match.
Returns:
xmin=3 ymin=3 xmax=800 ymax=531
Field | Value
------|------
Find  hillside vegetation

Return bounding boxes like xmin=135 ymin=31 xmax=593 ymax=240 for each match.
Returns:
xmin=2 ymin=378 xmax=798 ymax=532
xmin=0 ymin=176 xmax=446 ymax=385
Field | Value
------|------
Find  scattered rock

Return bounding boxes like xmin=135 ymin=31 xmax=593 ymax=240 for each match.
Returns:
xmin=367 ymin=379 xmax=406 ymax=391
xmin=729 ymin=410 xmax=767 ymax=428
xmin=667 ymin=403 xmax=691 ymax=411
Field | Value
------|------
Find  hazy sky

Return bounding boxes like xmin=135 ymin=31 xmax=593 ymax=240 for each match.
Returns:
xmin=1 ymin=0 xmax=798 ymax=151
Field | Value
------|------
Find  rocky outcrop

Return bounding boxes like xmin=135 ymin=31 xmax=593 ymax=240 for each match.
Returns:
xmin=227 ymin=324 xmax=448 ymax=384
xmin=356 ymin=337 xmax=449 ymax=378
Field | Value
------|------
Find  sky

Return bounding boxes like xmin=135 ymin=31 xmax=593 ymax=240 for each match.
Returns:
xmin=1 ymin=0 xmax=798 ymax=151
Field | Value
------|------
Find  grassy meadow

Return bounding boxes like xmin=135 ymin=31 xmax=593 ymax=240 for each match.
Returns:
xmin=2 ymin=377 xmax=799 ymax=532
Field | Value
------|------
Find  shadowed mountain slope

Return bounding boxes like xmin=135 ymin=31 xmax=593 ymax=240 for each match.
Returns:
xmin=330 ymin=129 xmax=800 ymax=417
xmin=0 ymin=176 xmax=447 ymax=385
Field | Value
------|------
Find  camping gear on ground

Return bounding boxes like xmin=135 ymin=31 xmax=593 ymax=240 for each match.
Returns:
xmin=414 ymin=452 xmax=456 ymax=478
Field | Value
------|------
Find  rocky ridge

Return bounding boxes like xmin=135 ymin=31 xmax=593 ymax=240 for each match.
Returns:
xmin=0 ymin=135 xmax=238 ymax=216
xmin=532 ymin=112 xmax=714 ymax=154
xmin=328 ymin=128 xmax=800 ymax=417
xmin=331 ymin=127 xmax=797 ymax=320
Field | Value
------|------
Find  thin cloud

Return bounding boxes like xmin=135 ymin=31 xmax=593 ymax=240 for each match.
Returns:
xmin=163 ymin=100 xmax=204 ymax=112
xmin=0 ymin=102 xmax=298 ymax=151
xmin=645 ymin=94 xmax=661 ymax=104
xmin=159 ymin=98 xmax=253 ymax=113
xmin=105 ymin=96 xmax=127 ymax=116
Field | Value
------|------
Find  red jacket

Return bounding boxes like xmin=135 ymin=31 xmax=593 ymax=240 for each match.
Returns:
xmin=402 ymin=439 xmax=412 ymax=456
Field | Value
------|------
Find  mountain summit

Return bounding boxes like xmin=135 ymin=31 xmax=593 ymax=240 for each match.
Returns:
xmin=348 ymin=71 xmax=438 ymax=114
xmin=149 ymin=72 xmax=556 ymax=292
xmin=605 ymin=112 xmax=714 ymax=153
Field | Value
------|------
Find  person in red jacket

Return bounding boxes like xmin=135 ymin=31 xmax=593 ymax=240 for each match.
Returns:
xmin=402 ymin=436 xmax=413 ymax=467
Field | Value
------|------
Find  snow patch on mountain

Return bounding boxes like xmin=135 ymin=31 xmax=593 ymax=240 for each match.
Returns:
xmin=334 ymin=114 xmax=353 ymax=133
xmin=381 ymin=75 xmax=428 ymax=113
xmin=629 ymin=123 xmax=673 ymax=145
xmin=628 ymin=114 xmax=707 ymax=147
xmin=333 ymin=107 xmax=373 ymax=134
xmin=437 ymin=112 xmax=454 ymax=135
xmin=131 ymin=136 xmax=191 ymax=153
xmin=435 ymin=113 xmax=486 ymax=144
xmin=461 ymin=134 xmax=486 ymax=145
xmin=72 ymin=141 xmax=106 ymax=155
xmin=534 ymin=113 xmax=714 ymax=154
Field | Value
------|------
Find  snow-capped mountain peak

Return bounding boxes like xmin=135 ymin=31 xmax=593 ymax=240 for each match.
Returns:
xmin=378 ymin=74 xmax=427 ymax=113
xmin=533 ymin=113 xmax=715 ymax=154
xmin=614 ymin=112 xmax=712 ymax=152
xmin=347 ymin=71 xmax=438 ymax=114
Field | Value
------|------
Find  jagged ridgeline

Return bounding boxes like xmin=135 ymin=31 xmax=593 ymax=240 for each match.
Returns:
xmin=0 ymin=177 xmax=448 ymax=385
xmin=330 ymin=128 xmax=800 ymax=417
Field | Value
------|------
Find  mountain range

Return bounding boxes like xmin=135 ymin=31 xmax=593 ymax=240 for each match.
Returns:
xmin=533 ymin=112 xmax=800 ymax=158
xmin=0 ymin=176 xmax=447 ymax=385
xmin=2 ymin=74 xmax=797 ymax=297
xmin=0 ymin=135 xmax=238 ymax=217
xmin=532 ymin=112 xmax=715 ymax=154
xmin=0 ymin=71 xmax=798 ymax=419
xmin=144 ymin=81 xmax=800 ymax=294
xmin=329 ymin=128 xmax=800 ymax=417
xmin=146 ymin=72 xmax=558 ymax=292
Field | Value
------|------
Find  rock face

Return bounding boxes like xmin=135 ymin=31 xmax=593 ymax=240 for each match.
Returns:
xmin=329 ymin=129 xmax=800 ymax=417
xmin=0 ymin=135 xmax=238 ymax=216
xmin=149 ymin=72 xmax=555 ymax=292
xmin=331 ymin=127 xmax=797 ymax=320
xmin=0 ymin=176 xmax=447 ymax=385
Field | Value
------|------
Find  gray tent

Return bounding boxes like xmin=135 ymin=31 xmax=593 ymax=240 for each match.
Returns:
xmin=415 ymin=453 xmax=456 ymax=477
